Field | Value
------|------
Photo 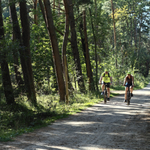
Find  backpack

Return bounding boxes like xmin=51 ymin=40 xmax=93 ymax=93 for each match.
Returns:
xmin=103 ymin=72 xmax=110 ymax=77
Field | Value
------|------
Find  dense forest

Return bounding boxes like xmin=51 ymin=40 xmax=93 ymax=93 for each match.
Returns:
xmin=0 ymin=0 xmax=150 ymax=141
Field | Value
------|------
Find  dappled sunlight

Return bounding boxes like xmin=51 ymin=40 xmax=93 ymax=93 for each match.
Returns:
xmin=107 ymin=132 xmax=132 ymax=136
xmin=62 ymin=121 xmax=98 ymax=126
xmin=1 ymin=84 xmax=150 ymax=150
xmin=75 ymin=131 xmax=95 ymax=135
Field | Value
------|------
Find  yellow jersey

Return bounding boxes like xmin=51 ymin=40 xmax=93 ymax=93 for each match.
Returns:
xmin=102 ymin=72 xmax=111 ymax=83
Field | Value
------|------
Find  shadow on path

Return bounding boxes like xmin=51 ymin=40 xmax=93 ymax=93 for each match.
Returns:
xmin=0 ymin=84 xmax=150 ymax=150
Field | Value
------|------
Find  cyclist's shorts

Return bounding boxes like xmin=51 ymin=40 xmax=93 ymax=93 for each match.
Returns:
xmin=125 ymin=83 xmax=132 ymax=87
xmin=102 ymin=82 xmax=110 ymax=88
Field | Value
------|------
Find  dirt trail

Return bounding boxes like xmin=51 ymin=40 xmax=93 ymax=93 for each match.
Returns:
xmin=0 ymin=84 xmax=150 ymax=150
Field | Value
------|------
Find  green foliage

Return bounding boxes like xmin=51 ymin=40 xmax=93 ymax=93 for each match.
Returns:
xmin=0 ymin=0 xmax=150 ymax=142
xmin=0 ymin=92 xmax=103 ymax=142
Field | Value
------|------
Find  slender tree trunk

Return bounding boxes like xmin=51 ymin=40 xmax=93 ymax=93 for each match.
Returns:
xmin=0 ymin=0 xmax=15 ymax=105
xmin=9 ymin=0 xmax=24 ymax=90
xmin=39 ymin=0 xmax=47 ymax=24
xmin=134 ymin=17 xmax=137 ymax=48
xmin=51 ymin=56 xmax=58 ymax=92
xmin=94 ymin=0 xmax=98 ymax=91
xmin=43 ymin=0 xmax=66 ymax=101
xmin=89 ymin=8 xmax=98 ymax=91
xmin=68 ymin=0 xmax=86 ymax=93
xmin=83 ymin=10 xmax=95 ymax=91
xmin=138 ymin=14 xmax=142 ymax=69
xmin=111 ymin=0 xmax=117 ymax=67
xmin=33 ymin=0 xmax=38 ymax=24
xmin=62 ymin=0 xmax=70 ymax=103
xmin=39 ymin=0 xmax=58 ymax=92
xmin=9 ymin=0 xmax=33 ymax=99
xmin=133 ymin=5 xmax=137 ymax=49
xmin=20 ymin=0 xmax=37 ymax=105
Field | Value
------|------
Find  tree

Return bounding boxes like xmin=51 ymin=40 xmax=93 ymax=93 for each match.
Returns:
xmin=0 ymin=0 xmax=15 ymax=105
xmin=68 ymin=0 xmax=86 ymax=93
xmin=81 ymin=10 xmax=95 ymax=91
xmin=111 ymin=0 xmax=117 ymax=67
xmin=62 ymin=0 xmax=70 ymax=103
xmin=43 ymin=0 xmax=66 ymax=101
xmin=20 ymin=0 xmax=37 ymax=105
xmin=89 ymin=6 xmax=98 ymax=91
xmin=9 ymin=0 xmax=24 ymax=90
xmin=33 ymin=0 xmax=38 ymax=24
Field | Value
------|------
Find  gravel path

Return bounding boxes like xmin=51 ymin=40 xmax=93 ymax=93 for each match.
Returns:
xmin=0 ymin=84 xmax=150 ymax=150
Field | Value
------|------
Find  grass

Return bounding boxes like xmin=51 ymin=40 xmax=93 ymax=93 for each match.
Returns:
xmin=0 ymin=75 xmax=149 ymax=142
xmin=0 ymin=92 xmax=104 ymax=142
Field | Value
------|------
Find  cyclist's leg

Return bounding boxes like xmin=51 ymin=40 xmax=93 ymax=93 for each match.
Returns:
xmin=107 ymin=87 xmax=110 ymax=98
xmin=106 ymin=83 xmax=110 ymax=100
xmin=125 ymin=86 xmax=128 ymax=100
xmin=101 ymin=83 xmax=105 ymax=92
xmin=130 ymin=85 xmax=133 ymax=96
xmin=101 ymin=83 xmax=105 ymax=95
xmin=130 ymin=86 xmax=133 ymax=91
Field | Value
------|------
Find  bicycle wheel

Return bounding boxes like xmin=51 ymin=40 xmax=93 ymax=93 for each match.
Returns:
xmin=104 ymin=90 xmax=107 ymax=104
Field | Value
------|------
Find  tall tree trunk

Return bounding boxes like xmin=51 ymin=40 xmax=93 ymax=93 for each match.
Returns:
xmin=138 ymin=14 xmax=142 ymax=69
xmin=83 ymin=10 xmax=95 ymax=91
xmin=9 ymin=0 xmax=24 ymax=90
xmin=9 ymin=0 xmax=32 ymax=98
xmin=133 ymin=5 xmax=137 ymax=49
xmin=68 ymin=0 xmax=86 ymax=93
xmin=134 ymin=17 xmax=137 ymax=49
xmin=20 ymin=0 xmax=37 ymax=105
xmin=62 ymin=0 xmax=70 ymax=103
xmin=39 ymin=0 xmax=58 ymax=92
xmin=111 ymin=0 xmax=117 ymax=67
xmin=89 ymin=8 xmax=98 ymax=91
xmin=0 ymin=0 xmax=15 ymax=105
xmin=43 ymin=0 xmax=66 ymax=101
xmin=39 ymin=0 xmax=47 ymax=24
xmin=33 ymin=0 xmax=38 ymax=24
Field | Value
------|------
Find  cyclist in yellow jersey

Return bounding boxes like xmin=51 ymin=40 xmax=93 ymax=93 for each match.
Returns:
xmin=99 ymin=69 xmax=112 ymax=101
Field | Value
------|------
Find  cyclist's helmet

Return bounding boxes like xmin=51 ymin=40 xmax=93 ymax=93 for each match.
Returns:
xmin=127 ymin=71 xmax=131 ymax=75
xmin=105 ymin=69 xmax=108 ymax=72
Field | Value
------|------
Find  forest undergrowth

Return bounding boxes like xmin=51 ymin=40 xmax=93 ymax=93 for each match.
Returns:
xmin=0 ymin=74 xmax=149 ymax=142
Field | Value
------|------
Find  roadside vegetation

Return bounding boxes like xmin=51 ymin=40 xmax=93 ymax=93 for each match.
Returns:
xmin=0 ymin=0 xmax=150 ymax=142
xmin=0 ymin=74 xmax=149 ymax=142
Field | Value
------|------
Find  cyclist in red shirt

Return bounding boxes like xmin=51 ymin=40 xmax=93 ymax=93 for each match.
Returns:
xmin=123 ymin=72 xmax=134 ymax=102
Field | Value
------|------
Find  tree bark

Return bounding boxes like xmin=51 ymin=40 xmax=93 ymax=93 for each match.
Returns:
xmin=33 ymin=0 xmax=38 ymax=24
xmin=9 ymin=0 xmax=24 ymax=90
xmin=43 ymin=0 xmax=66 ymax=101
xmin=62 ymin=0 xmax=70 ymax=103
xmin=89 ymin=8 xmax=98 ymax=91
xmin=68 ymin=0 xmax=86 ymax=93
xmin=0 ymin=0 xmax=15 ymax=105
xmin=83 ymin=10 xmax=95 ymax=91
xmin=20 ymin=0 xmax=37 ymax=105
xmin=111 ymin=0 xmax=117 ymax=67
xmin=39 ymin=0 xmax=47 ymax=24
xmin=39 ymin=0 xmax=58 ymax=92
